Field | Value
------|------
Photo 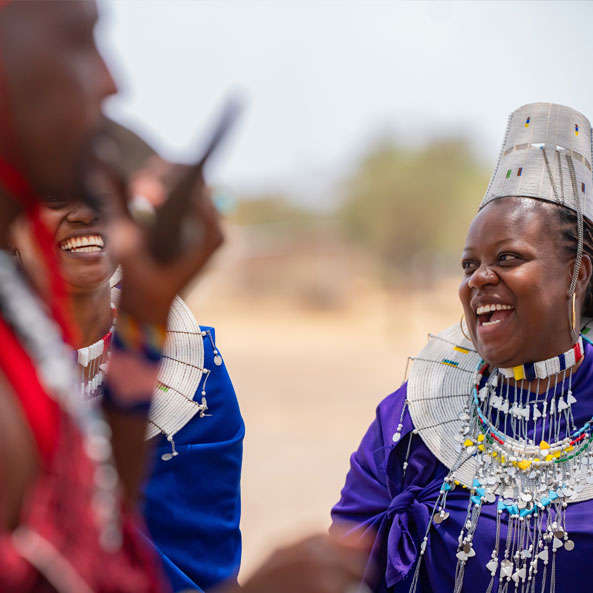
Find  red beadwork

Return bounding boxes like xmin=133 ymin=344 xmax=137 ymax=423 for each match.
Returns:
xmin=574 ymin=340 xmax=582 ymax=361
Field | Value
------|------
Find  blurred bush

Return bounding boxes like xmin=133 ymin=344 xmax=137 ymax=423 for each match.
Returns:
xmin=231 ymin=194 xmax=316 ymax=228
xmin=219 ymin=137 xmax=490 ymax=307
xmin=337 ymin=137 xmax=490 ymax=285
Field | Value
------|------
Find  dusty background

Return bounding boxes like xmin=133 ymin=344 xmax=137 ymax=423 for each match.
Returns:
xmin=185 ymin=225 xmax=464 ymax=579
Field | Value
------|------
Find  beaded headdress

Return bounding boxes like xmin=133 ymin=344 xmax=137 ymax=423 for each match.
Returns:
xmin=480 ymin=102 xmax=593 ymax=220
xmin=480 ymin=103 xmax=593 ymax=343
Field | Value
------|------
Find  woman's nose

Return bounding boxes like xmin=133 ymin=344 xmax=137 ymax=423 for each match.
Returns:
xmin=65 ymin=202 xmax=100 ymax=225
xmin=468 ymin=264 xmax=499 ymax=290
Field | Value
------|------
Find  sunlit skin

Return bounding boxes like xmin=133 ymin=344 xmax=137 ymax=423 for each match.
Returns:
xmin=459 ymin=197 xmax=592 ymax=369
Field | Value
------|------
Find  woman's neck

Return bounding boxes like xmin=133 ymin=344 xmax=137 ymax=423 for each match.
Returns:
xmin=71 ymin=282 xmax=113 ymax=349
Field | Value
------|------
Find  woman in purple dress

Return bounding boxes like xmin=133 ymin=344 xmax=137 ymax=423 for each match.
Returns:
xmin=332 ymin=103 xmax=593 ymax=593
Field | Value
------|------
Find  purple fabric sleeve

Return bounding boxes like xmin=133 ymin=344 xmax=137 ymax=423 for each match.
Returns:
xmin=331 ymin=384 xmax=448 ymax=592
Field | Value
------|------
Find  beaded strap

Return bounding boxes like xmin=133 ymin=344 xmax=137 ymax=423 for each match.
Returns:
xmin=113 ymin=310 xmax=167 ymax=362
xmin=103 ymin=311 xmax=167 ymax=414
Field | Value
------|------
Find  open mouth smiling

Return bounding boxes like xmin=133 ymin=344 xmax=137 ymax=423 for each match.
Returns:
xmin=59 ymin=234 xmax=104 ymax=254
xmin=475 ymin=303 xmax=514 ymax=327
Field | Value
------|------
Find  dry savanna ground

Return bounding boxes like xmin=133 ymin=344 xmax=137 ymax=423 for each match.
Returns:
xmin=185 ymin=232 xmax=464 ymax=579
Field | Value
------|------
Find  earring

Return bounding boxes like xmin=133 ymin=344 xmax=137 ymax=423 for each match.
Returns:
xmin=460 ymin=315 xmax=472 ymax=342
xmin=570 ymin=292 xmax=579 ymax=343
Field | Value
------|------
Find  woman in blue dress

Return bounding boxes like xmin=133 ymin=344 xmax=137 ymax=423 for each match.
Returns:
xmin=332 ymin=103 xmax=593 ymax=593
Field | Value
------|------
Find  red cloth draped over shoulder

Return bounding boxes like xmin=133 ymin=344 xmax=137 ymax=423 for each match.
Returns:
xmin=0 ymin=318 xmax=168 ymax=593
xmin=0 ymin=317 xmax=60 ymax=464
xmin=0 ymin=383 xmax=168 ymax=592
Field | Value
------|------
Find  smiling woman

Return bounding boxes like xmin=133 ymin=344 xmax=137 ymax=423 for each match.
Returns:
xmin=459 ymin=197 xmax=592 ymax=369
xmin=332 ymin=103 xmax=593 ymax=593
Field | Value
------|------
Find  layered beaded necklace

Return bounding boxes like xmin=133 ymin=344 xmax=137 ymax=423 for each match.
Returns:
xmin=407 ymin=335 xmax=593 ymax=593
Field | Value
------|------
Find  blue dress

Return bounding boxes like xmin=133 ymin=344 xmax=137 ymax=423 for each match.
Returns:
xmin=141 ymin=326 xmax=244 ymax=593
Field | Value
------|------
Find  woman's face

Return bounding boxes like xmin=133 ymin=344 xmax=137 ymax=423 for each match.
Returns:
xmin=459 ymin=197 xmax=576 ymax=368
xmin=13 ymin=196 xmax=116 ymax=295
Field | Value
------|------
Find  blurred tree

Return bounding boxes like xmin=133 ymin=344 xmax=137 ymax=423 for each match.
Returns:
xmin=338 ymin=138 xmax=489 ymax=283
xmin=231 ymin=193 xmax=316 ymax=227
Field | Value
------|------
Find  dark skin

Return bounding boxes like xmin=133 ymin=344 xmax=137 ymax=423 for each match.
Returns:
xmin=0 ymin=0 xmax=222 ymax=520
xmin=0 ymin=0 xmax=117 ymax=529
xmin=459 ymin=197 xmax=592 ymax=369
xmin=0 ymin=0 xmax=116 ymax=201
xmin=0 ymin=4 xmax=373 ymax=591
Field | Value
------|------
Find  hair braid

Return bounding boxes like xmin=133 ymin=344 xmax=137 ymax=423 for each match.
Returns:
xmin=554 ymin=205 xmax=593 ymax=317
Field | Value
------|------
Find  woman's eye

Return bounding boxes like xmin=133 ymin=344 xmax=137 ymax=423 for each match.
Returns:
xmin=42 ymin=196 xmax=67 ymax=209
xmin=499 ymin=253 xmax=518 ymax=263
xmin=462 ymin=261 xmax=477 ymax=273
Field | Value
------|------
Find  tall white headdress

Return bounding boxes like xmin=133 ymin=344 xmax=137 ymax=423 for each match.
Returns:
xmin=480 ymin=102 xmax=593 ymax=342
xmin=480 ymin=103 xmax=593 ymax=220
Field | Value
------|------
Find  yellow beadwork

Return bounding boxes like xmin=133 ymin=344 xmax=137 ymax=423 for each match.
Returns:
xmin=463 ymin=438 xmax=474 ymax=447
xmin=540 ymin=440 xmax=550 ymax=449
xmin=518 ymin=460 xmax=531 ymax=470
xmin=513 ymin=366 xmax=526 ymax=381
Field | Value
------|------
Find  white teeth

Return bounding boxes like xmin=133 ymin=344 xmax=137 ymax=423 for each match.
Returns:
xmin=60 ymin=235 xmax=104 ymax=252
xmin=475 ymin=304 xmax=514 ymax=315
xmin=482 ymin=319 xmax=502 ymax=327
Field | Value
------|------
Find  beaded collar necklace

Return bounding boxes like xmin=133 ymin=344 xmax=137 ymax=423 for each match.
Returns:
xmin=76 ymin=305 xmax=115 ymax=400
xmin=498 ymin=338 xmax=583 ymax=381
xmin=406 ymin=332 xmax=593 ymax=593
xmin=77 ymin=291 xmax=216 ymax=461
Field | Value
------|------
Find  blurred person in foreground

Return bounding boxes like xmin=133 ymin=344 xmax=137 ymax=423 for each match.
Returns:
xmin=332 ymin=103 xmax=593 ymax=593
xmin=11 ymin=158 xmax=244 ymax=592
xmin=0 ymin=1 xmax=372 ymax=592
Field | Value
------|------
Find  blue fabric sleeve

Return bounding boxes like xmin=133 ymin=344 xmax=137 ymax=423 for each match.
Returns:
xmin=141 ymin=326 xmax=244 ymax=592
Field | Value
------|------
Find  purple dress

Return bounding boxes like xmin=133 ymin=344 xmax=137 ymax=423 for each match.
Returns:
xmin=331 ymin=342 xmax=593 ymax=593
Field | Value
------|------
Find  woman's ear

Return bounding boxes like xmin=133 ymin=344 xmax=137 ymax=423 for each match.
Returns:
xmin=577 ymin=254 xmax=593 ymax=298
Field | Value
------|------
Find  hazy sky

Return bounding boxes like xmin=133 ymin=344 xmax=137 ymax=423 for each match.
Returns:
xmin=97 ymin=1 xmax=593 ymax=204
